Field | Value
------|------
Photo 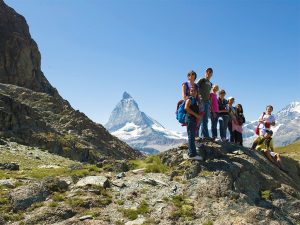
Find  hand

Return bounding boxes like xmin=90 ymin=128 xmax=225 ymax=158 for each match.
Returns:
xmin=196 ymin=114 xmax=201 ymax=120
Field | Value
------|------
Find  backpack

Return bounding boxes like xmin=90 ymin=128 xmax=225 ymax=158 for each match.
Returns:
xmin=176 ymin=100 xmax=187 ymax=126
xmin=176 ymin=97 xmax=198 ymax=126
xmin=255 ymin=112 xmax=265 ymax=135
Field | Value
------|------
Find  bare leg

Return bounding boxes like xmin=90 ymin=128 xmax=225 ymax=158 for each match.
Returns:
xmin=263 ymin=150 xmax=277 ymax=164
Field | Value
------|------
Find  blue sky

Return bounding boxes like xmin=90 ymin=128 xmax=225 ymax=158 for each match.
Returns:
xmin=5 ymin=0 xmax=300 ymax=132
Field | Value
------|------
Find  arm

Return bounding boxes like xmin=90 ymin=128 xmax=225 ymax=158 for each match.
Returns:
xmin=185 ymin=99 xmax=200 ymax=119
xmin=182 ymin=84 xmax=187 ymax=100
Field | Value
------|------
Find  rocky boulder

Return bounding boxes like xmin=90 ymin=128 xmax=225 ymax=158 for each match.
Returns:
xmin=0 ymin=162 xmax=19 ymax=170
xmin=9 ymin=177 xmax=68 ymax=211
xmin=75 ymin=176 xmax=110 ymax=188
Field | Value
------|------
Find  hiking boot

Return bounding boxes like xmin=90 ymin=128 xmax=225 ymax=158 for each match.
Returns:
xmin=188 ymin=155 xmax=203 ymax=161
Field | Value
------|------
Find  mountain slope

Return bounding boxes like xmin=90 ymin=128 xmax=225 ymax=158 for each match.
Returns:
xmin=1 ymin=139 xmax=299 ymax=224
xmin=106 ymin=92 xmax=186 ymax=154
xmin=0 ymin=0 xmax=141 ymax=161
xmin=243 ymin=101 xmax=300 ymax=147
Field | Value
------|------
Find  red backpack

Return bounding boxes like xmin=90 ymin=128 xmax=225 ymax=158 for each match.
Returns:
xmin=255 ymin=112 xmax=265 ymax=135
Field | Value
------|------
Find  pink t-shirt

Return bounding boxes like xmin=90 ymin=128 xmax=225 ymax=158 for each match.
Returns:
xmin=210 ymin=92 xmax=219 ymax=113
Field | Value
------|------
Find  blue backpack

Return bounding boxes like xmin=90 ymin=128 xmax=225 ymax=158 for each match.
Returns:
xmin=176 ymin=100 xmax=186 ymax=125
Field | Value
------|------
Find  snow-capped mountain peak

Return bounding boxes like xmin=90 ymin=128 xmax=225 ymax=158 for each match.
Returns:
xmin=105 ymin=92 xmax=186 ymax=154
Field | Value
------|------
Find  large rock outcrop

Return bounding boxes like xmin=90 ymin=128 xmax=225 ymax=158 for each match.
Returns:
xmin=0 ymin=0 xmax=141 ymax=161
xmin=0 ymin=0 xmax=58 ymax=96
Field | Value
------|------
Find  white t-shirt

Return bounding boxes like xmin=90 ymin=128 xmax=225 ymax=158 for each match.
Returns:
xmin=258 ymin=113 xmax=275 ymax=130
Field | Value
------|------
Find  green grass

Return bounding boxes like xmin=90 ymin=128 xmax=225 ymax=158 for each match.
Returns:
xmin=130 ymin=155 xmax=169 ymax=173
xmin=67 ymin=198 xmax=86 ymax=207
xmin=121 ymin=200 xmax=150 ymax=221
xmin=169 ymin=195 xmax=194 ymax=220
xmin=277 ymin=141 xmax=300 ymax=162
xmin=84 ymin=209 xmax=100 ymax=218
xmin=116 ymin=200 xmax=125 ymax=205
xmin=200 ymin=170 xmax=213 ymax=177
xmin=52 ymin=193 xmax=65 ymax=202
xmin=48 ymin=201 xmax=59 ymax=207
xmin=0 ymin=146 xmax=104 ymax=180
xmin=260 ymin=190 xmax=271 ymax=201
xmin=203 ymin=221 xmax=214 ymax=225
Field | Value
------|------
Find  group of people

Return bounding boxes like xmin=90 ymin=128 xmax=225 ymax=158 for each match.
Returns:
xmin=181 ymin=68 xmax=287 ymax=172
xmin=181 ymin=68 xmax=245 ymax=160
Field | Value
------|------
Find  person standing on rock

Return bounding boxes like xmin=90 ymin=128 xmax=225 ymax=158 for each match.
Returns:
xmin=182 ymin=70 xmax=198 ymax=100
xmin=218 ymin=90 xmax=229 ymax=141
xmin=210 ymin=84 xmax=219 ymax=140
xmin=227 ymin=97 xmax=236 ymax=142
xmin=184 ymin=85 xmax=203 ymax=160
xmin=258 ymin=105 xmax=276 ymax=136
xmin=232 ymin=104 xmax=245 ymax=146
xmin=197 ymin=68 xmax=213 ymax=139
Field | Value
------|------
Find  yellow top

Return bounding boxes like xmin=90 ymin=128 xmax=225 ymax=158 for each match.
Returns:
xmin=254 ymin=136 xmax=274 ymax=151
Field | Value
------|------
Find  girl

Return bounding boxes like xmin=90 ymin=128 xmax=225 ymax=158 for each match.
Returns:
xmin=184 ymin=85 xmax=202 ymax=161
xmin=227 ymin=97 xmax=236 ymax=142
xmin=258 ymin=105 xmax=275 ymax=136
xmin=182 ymin=70 xmax=198 ymax=100
xmin=210 ymin=85 xmax=219 ymax=140
xmin=233 ymin=104 xmax=245 ymax=146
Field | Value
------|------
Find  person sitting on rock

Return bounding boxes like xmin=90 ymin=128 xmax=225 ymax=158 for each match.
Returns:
xmin=251 ymin=130 xmax=286 ymax=172
xmin=184 ymin=85 xmax=203 ymax=161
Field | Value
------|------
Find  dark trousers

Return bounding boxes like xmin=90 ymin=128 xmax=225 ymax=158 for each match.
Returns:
xmin=234 ymin=131 xmax=243 ymax=146
xmin=187 ymin=116 xmax=197 ymax=157
xmin=200 ymin=101 xmax=210 ymax=138
xmin=228 ymin=120 xmax=234 ymax=142
xmin=219 ymin=114 xmax=229 ymax=139
xmin=211 ymin=112 xmax=218 ymax=138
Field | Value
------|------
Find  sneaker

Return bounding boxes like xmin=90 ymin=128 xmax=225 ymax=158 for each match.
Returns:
xmin=195 ymin=137 xmax=201 ymax=141
xmin=214 ymin=138 xmax=221 ymax=142
xmin=188 ymin=155 xmax=203 ymax=161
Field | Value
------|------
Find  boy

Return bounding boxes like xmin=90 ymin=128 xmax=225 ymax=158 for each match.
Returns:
xmin=252 ymin=130 xmax=286 ymax=172
xmin=197 ymin=68 xmax=213 ymax=139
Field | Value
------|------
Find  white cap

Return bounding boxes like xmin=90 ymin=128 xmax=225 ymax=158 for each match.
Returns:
xmin=228 ymin=96 xmax=235 ymax=100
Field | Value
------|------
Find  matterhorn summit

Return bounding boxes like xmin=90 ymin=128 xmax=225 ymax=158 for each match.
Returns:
xmin=106 ymin=92 xmax=186 ymax=154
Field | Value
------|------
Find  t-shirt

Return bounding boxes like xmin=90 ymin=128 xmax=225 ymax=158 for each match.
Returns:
xmin=197 ymin=78 xmax=212 ymax=102
xmin=186 ymin=96 xmax=199 ymax=120
xmin=182 ymin=82 xmax=198 ymax=99
xmin=218 ymin=98 xmax=228 ymax=115
xmin=258 ymin=113 xmax=275 ymax=130
xmin=210 ymin=92 xmax=219 ymax=113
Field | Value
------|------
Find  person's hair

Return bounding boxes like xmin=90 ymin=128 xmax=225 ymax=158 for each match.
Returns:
xmin=219 ymin=89 xmax=226 ymax=95
xmin=187 ymin=70 xmax=197 ymax=80
xmin=206 ymin=68 xmax=213 ymax=74
xmin=266 ymin=105 xmax=273 ymax=111
xmin=236 ymin=104 xmax=244 ymax=113
xmin=189 ymin=85 xmax=198 ymax=95
xmin=212 ymin=84 xmax=219 ymax=90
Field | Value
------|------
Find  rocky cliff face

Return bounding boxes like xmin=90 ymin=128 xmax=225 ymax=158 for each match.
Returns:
xmin=0 ymin=0 xmax=141 ymax=161
xmin=0 ymin=0 xmax=58 ymax=97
